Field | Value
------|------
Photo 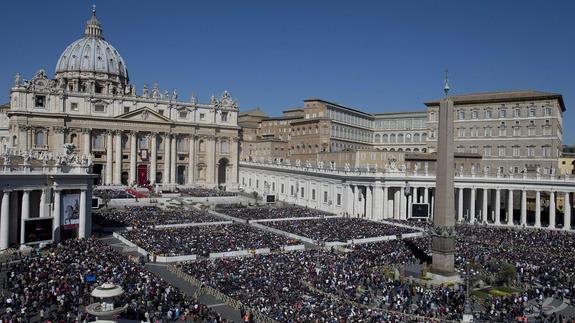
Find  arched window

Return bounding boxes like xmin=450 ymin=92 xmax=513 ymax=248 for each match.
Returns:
xmin=397 ymin=134 xmax=404 ymax=143
xmin=177 ymin=137 xmax=186 ymax=152
xmin=93 ymin=134 xmax=104 ymax=150
xmin=70 ymin=133 xmax=78 ymax=146
xmin=374 ymin=134 xmax=381 ymax=143
xmin=382 ymin=134 xmax=388 ymax=143
xmin=138 ymin=135 xmax=148 ymax=149
xmin=199 ymin=140 xmax=206 ymax=152
xmin=390 ymin=134 xmax=396 ymax=143
xmin=121 ymin=134 xmax=129 ymax=149
xmin=413 ymin=133 xmax=420 ymax=142
xmin=35 ymin=129 xmax=46 ymax=147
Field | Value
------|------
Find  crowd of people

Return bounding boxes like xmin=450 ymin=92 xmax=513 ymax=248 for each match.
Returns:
xmin=265 ymin=218 xmax=417 ymax=242
xmin=93 ymin=206 xmax=223 ymax=227
xmin=178 ymin=187 xmax=237 ymax=197
xmin=121 ymin=224 xmax=299 ymax=257
xmin=0 ymin=239 xmax=227 ymax=322
xmin=93 ymin=188 xmax=134 ymax=199
xmin=220 ymin=206 xmax=332 ymax=220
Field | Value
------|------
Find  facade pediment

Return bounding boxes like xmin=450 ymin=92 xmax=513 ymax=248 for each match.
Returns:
xmin=116 ymin=107 xmax=173 ymax=123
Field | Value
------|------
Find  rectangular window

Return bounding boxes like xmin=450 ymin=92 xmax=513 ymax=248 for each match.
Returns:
xmin=513 ymin=127 xmax=521 ymax=137
xmin=484 ymin=146 xmax=491 ymax=157
xmin=513 ymin=109 xmax=520 ymax=118
xmin=94 ymin=104 xmax=105 ymax=112
xmin=485 ymin=110 xmax=492 ymax=119
xmin=499 ymin=147 xmax=506 ymax=157
xmin=300 ymin=187 xmax=305 ymax=198
xmin=70 ymin=102 xmax=79 ymax=111
xmin=471 ymin=111 xmax=479 ymax=119
xmin=179 ymin=110 xmax=188 ymax=119
xmin=221 ymin=112 xmax=228 ymax=122
xmin=290 ymin=185 xmax=294 ymax=196
xmin=337 ymin=193 xmax=341 ymax=206
xmin=458 ymin=111 xmax=465 ymax=120
xmin=484 ymin=127 xmax=492 ymax=137
xmin=272 ymin=182 xmax=275 ymax=192
xmin=544 ymin=107 xmax=551 ymax=116
xmin=527 ymin=146 xmax=535 ymax=157
xmin=35 ymin=95 xmax=46 ymax=108
xmin=513 ymin=146 xmax=520 ymax=157
xmin=499 ymin=127 xmax=506 ymax=137
xmin=199 ymin=113 xmax=205 ymax=120
xmin=281 ymin=184 xmax=284 ymax=194
xmin=528 ymin=127 xmax=536 ymax=136
xmin=542 ymin=146 xmax=550 ymax=158
xmin=470 ymin=146 xmax=478 ymax=154
xmin=124 ymin=106 xmax=130 ymax=114
xmin=324 ymin=191 xmax=328 ymax=203
xmin=499 ymin=109 xmax=506 ymax=118
xmin=312 ymin=189 xmax=316 ymax=200
xmin=256 ymin=180 xmax=259 ymax=188
xmin=158 ymin=109 xmax=164 ymax=115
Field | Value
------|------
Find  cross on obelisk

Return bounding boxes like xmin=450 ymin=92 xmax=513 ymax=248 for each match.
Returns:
xmin=431 ymin=70 xmax=456 ymax=275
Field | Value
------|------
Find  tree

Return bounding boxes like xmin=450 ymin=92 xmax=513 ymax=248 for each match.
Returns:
xmin=496 ymin=261 xmax=516 ymax=287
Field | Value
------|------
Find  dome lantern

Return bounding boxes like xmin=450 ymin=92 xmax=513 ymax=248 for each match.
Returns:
xmin=85 ymin=5 xmax=103 ymax=39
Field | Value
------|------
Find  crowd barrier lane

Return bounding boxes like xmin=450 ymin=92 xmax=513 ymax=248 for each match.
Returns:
xmin=346 ymin=235 xmax=396 ymax=245
xmin=168 ymin=265 xmax=279 ymax=323
xmin=401 ymin=232 xmax=425 ymax=239
xmin=250 ymin=222 xmax=315 ymax=244
xmin=303 ymin=281 xmax=457 ymax=323
xmin=250 ymin=215 xmax=342 ymax=223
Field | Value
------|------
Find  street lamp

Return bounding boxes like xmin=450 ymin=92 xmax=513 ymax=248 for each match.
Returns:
xmin=404 ymin=181 xmax=412 ymax=219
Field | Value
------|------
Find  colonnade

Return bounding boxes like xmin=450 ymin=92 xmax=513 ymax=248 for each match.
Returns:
xmin=0 ymin=187 xmax=91 ymax=250
xmin=240 ymin=162 xmax=575 ymax=231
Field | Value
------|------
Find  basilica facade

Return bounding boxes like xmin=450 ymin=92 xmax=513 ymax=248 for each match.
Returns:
xmin=6 ymin=8 xmax=240 ymax=188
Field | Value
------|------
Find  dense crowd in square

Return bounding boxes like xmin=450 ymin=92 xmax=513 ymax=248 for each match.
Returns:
xmin=121 ymin=223 xmax=299 ymax=257
xmin=0 ymin=239 xmax=227 ymax=322
xmin=177 ymin=187 xmax=237 ymax=197
xmin=219 ymin=205 xmax=332 ymax=220
xmin=264 ymin=217 xmax=418 ymax=242
xmin=93 ymin=206 xmax=223 ymax=227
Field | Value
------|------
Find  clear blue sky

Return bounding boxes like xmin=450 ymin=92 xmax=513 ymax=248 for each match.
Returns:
xmin=0 ymin=1 xmax=573 ymax=143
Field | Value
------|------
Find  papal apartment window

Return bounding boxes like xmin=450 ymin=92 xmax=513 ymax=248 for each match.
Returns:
xmin=221 ymin=112 xmax=228 ymax=122
xmin=513 ymin=108 xmax=520 ymax=118
xmin=471 ymin=111 xmax=479 ymax=119
xmin=35 ymin=95 xmax=46 ymax=108
xmin=529 ymin=108 xmax=536 ymax=117
xmin=485 ymin=110 xmax=492 ymax=119
xmin=458 ymin=111 xmax=465 ymax=120
xmin=70 ymin=102 xmax=79 ymax=111
xmin=499 ymin=109 xmax=507 ymax=118
xmin=544 ymin=107 xmax=551 ymax=116
xmin=94 ymin=104 xmax=106 ymax=112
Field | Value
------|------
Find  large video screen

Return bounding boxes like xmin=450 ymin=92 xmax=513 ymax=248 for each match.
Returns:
xmin=266 ymin=194 xmax=276 ymax=203
xmin=24 ymin=218 xmax=53 ymax=244
xmin=411 ymin=203 xmax=429 ymax=218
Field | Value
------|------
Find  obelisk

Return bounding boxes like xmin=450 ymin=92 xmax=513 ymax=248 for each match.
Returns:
xmin=431 ymin=71 xmax=456 ymax=275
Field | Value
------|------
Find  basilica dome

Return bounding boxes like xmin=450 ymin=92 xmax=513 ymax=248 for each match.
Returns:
xmin=55 ymin=7 xmax=129 ymax=87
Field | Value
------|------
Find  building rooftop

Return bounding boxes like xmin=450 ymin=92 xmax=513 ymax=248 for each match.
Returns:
xmin=425 ymin=90 xmax=565 ymax=112
xmin=304 ymin=98 xmax=374 ymax=117
xmin=239 ymin=107 xmax=267 ymax=117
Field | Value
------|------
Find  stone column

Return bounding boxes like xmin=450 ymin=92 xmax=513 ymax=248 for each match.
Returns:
xmin=20 ymin=190 xmax=30 ymax=245
xmin=207 ymin=136 xmax=217 ymax=185
xmin=52 ymin=127 xmax=66 ymax=151
xmin=354 ymin=185 xmax=361 ymax=217
xmin=150 ymin=133 xmax=157 ymax=184
xmin=521 ymin=189 xmax=527 ymax=226
xmin=129 ymin=131 xmax=137 ymax=185
xmin=345 ymin=184 xmax=354 ymax=216
xmin=535 ymin=191 xmax=541 ymax=228
xmin=187 ymin=135 xmax=196 ymax=184
xmin=549 ymin=191 xmax=556 ymax=229
xmin=382 ymin=186 xmax=388 ymax=219
xmin=39 ymin=189 xmax=46 ymax=218
xmin=79 ymin=189 xmax=87 ymax=239
xmin=163 ymin=134 xmax=171 ymax=184
xmin=400 ymin=186 xmax=406 ymax=220
xmin=82 ymin=128 xmax=91 ymax=156
xmin=507 ymin=189 xmax=514 ymax=225
xmin=495 ymin=189 xmax=501 ymax=225
xmin=53 ymin=190 xmax=61 ymax=243
xmin=424 ymin=187 xmax=429 ymax=204
xmin=0 ymin=190 xmax=11 ymax=249
xmin=170 ymin=135 xmax=177 ymax=184
xmin=470 ymin=188 xmax=476 ymax=223
xmin=564 ymin=192 xmax=571 ymax=230
xmin=365 ymin=186 xmax=373 ymax=219
xmin=458 ymin=187 xmax=464 ymax=223
xmin=373 ymin=184 xmax=383 ymax=220
xmin=113 ymin=131 xmax=122 ymax=185
xmin=393 ymin=189 xmax=400 ymax=219
xmin=407 ymin=194 xmax=413 ymax=219
xmin=230 ymin=137 xmax=239 ymax=184
xmin=106 ymin=131 xmax=113 ymax=185
xmin=482 ymin=188 xmax=489 ymax=223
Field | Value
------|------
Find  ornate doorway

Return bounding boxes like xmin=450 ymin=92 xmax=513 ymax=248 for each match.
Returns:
xmin=137 ymin=164 xmax=148 ymax=186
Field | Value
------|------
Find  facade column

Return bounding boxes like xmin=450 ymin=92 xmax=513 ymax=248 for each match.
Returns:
xmin=365 ymin=186 xmax=373 ymax=219
xmin=393 ymin=189 xmax=400 ymax=219
xmin=39 ymin=189 xmax=46 ymax=218
xmin=230 ymin=137 xmax=239 ymax=184
xmin=79 ymin=189 xmax=87 ymax=239
xmin=354 ymin=185 xmax=361 ymax=217
xmin=53 ymin=190 xmax=61 ymax=243
xmin=187 ymin=135 xmax=196 ymax=184
xmin=170 ymin=135 xmax=177 ymax=184
xmin=407 ymin=194 xmax=413 ymax=219
xmin=549 ymin=191 xmax=556 ymax=229
xmin=150 ymin=133 xmax=157 ymax=184
xmin=424 ymin=187 xmax=429 ymax=204
xmin=113 ymin=131 xmax=122 ymax=185
xmin=507 ymin=189 xmax=514 ymax=225
xmin=82 ymin=128 xmax=91 ymax=156
xmin=470 ymin=188 xmax=476 ymax=223
xmin=564 ymin=192 xmax=571 ymax=230
xmin=534 ymin=191 xmax=541 ymax=228
xmin=382 ymin=186 xmax=388 ymax=219
xmin=482 ymin=188 xmax=489 ymax=223
xmin=20 ymin=190 xmax=30 ymax=245
xmin=105 ymin=131 xmax=113 ymax=185
xmin=129 ymin=131 xmax=137 ymax=186
xmin=163 ymin=134 xmax=171 ymax=184
xmin=400 ymin=186 xmax=406 ymax=220
xmin=521 ymin=189 xmax=527 ymax=226
xmin=495 ymin=189 xmax=501 ymax=225
xmin=413 ymin=187 xmax=419 ymax=204
xmin=345 ymin=184 xmax=353 ymax=216
xmin=458 ymin=187 xmax=464 ymax=223
xmin=0 ymin=190 xmax=11 ymax=249
xmin=373 ymin=184 xmax=383 ymax=220
xmin=207 ymin=136 xmax=217 ymax=185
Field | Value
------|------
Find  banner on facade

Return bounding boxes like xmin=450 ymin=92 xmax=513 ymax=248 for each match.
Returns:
xmin=62 ymin=193 xmax=80 ymax=226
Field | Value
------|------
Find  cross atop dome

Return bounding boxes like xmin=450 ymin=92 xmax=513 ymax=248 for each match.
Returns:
xmin=85 ymin=5 xmax=103 ymax=38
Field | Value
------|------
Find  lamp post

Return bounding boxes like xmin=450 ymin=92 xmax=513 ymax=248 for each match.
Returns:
xmin=404 ymin=181 xmax=412 ymax=219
